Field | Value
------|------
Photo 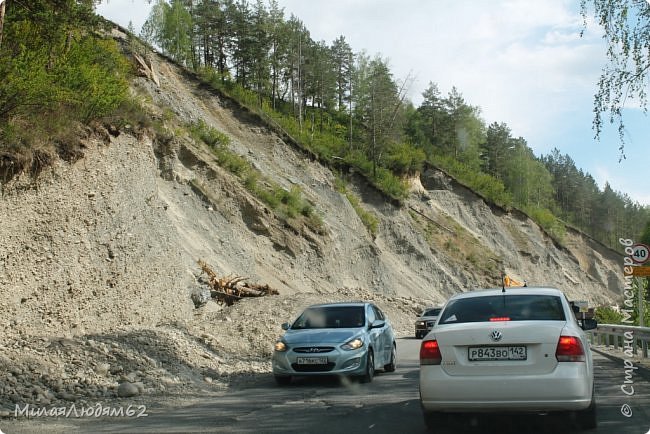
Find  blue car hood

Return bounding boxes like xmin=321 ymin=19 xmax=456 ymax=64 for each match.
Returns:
xmin=282 ymin=328 xmax=360 ymax=345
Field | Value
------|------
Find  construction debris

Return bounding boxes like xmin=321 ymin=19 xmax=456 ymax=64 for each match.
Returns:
xmin=198 ymin=259 xmax=279 ymax=306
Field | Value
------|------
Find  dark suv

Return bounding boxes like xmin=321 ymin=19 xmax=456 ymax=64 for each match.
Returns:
xmin=415 ymin=307 xmax=442 ymax=338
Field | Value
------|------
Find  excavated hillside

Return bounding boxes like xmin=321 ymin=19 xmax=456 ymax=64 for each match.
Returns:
xmin=0 ymin=27 xmax=623 ymax=412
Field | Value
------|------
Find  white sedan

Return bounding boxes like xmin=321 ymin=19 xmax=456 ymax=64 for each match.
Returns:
xmin=419 ymin=287 xmax=597 ymax=431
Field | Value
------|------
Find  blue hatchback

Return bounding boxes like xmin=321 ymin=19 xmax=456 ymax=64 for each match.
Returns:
xmin=272 ymin=302 xmax=397 ymax=385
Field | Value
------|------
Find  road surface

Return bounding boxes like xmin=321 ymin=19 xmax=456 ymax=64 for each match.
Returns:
xmin=2 ymin=338 xmax=649 ymax=433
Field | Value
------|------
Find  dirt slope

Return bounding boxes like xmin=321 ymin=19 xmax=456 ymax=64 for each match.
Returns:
xmin=0 ymin=27 xmax=623 ymax=411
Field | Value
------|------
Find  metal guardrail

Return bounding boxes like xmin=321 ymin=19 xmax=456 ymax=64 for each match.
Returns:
xmin=588 ymin=324 xmax=650 ymax=358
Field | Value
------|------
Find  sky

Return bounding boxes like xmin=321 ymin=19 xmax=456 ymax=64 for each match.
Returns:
xmin=96 ymin=0 xmax=650 ymax=205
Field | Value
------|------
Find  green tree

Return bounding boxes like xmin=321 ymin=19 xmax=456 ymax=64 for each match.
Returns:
xmin=165 ymin=0 xmax=194 ymax=67
xmin=640 ymin=219 xmax=650 ymax=245
xmin=581 ymin=0 xmax=650 ymax=157
xmin=353 ymin=54 xmax=402 ymax=176
xmin=594 ymin=306 xmax=623 ymax=325
xmin=330 ymin=35 xmax=353 ymax=112
xmin=141 ymin=0 xmax=194 ymax=66
xmin=267 ymin=0 xmax=287 ymax=108
xmin=417 ymin=82 xmax=445 ymax=153
xmin=0 ymin=0 xmax=128 ymax=175
xmin=304 ymin=39 xmax=336 ymax=131
xmin=439 ymin=87 xmax=485 ymax=169
xmin=250 ymin=0 xmax=270 ymax=104
xmin=481 ymin=122 xmax=513 ymax=180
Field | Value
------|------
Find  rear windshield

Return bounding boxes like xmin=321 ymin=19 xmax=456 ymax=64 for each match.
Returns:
xmin=292 ymin=306 xmax=365 ymax=329
xmin=422 ymin=308 xmax=442 ymax=317
xmin=439 ymin=295 xmax=565 ymax=324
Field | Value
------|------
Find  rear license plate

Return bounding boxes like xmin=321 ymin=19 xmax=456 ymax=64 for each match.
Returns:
xmin=296 ymin=357 xmax=328 ymax=364
xmin=468 ymin=346 xmax=527 ymax=361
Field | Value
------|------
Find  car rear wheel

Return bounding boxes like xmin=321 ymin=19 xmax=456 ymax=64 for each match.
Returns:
xmin=574 ymin=392 xmax=597 ymax=430
xmin=384 ymin=343 xmax=396 ymax=372
xmin=360 ymin=350 xmax=374 ymax=383
xmin=422 ymin=411 xmax=449 ymax=433
xmin=274 ymin=375 xmax=292 ymax=386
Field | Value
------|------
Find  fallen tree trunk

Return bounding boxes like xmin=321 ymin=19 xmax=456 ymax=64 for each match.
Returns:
xmin=198 ymin=259 xmax=278 ymax=306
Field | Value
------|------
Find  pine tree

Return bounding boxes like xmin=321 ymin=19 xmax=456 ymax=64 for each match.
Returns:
xmin=417 ymin=82 xmax=445 ymax=152
xmin=267 ymin=0 xmax=287 ymax=108
xmin=482 ymin=122 xmax=513 ymax=180
xmin=330 ymin=35 xmax=353 ymax=112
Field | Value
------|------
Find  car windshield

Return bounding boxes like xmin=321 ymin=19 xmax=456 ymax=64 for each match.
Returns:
xmin=422 ymin=308 xmax=441 ymax=317
xmin=291 ymin=306 xmax=365 ymax=329
xmin=439 ymin=295 xmax=565 ymax=324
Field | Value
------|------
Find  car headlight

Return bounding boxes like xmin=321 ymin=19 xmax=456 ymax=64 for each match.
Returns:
xmin=416 ymin=321 xmax=425 ymax=326
xmin=274 ymin=341 xmax=288 ymax=352
xmin=341 ymin=338 xmax=364 ymax=351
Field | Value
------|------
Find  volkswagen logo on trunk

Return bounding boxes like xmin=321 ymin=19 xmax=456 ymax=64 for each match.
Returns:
xmin=490 ymin=330 xmax=503 ymax=342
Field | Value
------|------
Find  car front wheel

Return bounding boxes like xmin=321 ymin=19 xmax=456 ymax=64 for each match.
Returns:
xmin=360 ymin=350 xmax=374 ymax=383
xmin=384 ymin=343 xmax=396 ymax=372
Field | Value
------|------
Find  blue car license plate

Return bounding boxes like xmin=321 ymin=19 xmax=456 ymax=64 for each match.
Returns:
xmin=296 ymin=357 xmax=327 ymax=364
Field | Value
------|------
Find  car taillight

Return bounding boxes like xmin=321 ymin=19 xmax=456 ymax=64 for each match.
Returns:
xmin=555 ymin=335 xmax=585 ymax=362
xmin=489 ymin=317 xmax=510 ymax=321
xmin=420 ymin=339 xmax=441 ymax=365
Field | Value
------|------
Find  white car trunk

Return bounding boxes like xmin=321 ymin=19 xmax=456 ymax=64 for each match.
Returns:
xmin=434 ymin=320 xmax=566 ymax=376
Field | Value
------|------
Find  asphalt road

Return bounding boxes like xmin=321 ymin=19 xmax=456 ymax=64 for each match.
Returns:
xmin=3 ymin=338 xmax=650 ymax=434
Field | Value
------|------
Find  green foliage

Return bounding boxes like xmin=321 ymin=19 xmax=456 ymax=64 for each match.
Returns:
xmin=343 ymin=149 xmax=409 ymax=200
xmin=141 ymin=0 xmax=194 ymax=67
xmin=199 ymin=68 xmax=409 ymax=201
xmin=189 ymin=120 xmax=252 ymax=176
xmin=641 ymin=220 xmax=650 ymax=246
xmin=335 ymin=178 xmax=379 ymax=237
xmin=541 ymin=148 xmax=649 ymax=249
xmin=581 ymin=0 xmax=650 ymax=156
xmin=625 ymin=279 xmax=650 ymax=327
xmin=430 ymin=154 xmax=513 ymax=208
xmin=383 ymin=142 xmax=426 ymax=175
xmin=139 ymin=0 xmax=647 ymax=250
xmin=522 ymin=205 xmax=566 ymax=245
xmin=54 ymin=36 xmax=130 ymax=122
xmin=190 ymin=119 xmax=231 ymax=147
xmin=594 ymin=306 xmax=623 ymax=325
xmin=0 ymin=3 xmax=130 ymax=177
xmin=188 ymin=121 xmax=323 ymax=232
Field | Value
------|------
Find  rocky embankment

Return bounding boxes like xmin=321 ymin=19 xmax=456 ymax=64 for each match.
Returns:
xmin=0 ymin=26 xmax=623 ymax=414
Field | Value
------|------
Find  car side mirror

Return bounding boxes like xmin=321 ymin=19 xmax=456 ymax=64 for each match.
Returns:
xmin=369 ymin=319 xmax=385 ymax=329
xmin=281 ymin=322 xmax=290 ymax=330
xmin=580 ymin=318 xmax=597 ymax=331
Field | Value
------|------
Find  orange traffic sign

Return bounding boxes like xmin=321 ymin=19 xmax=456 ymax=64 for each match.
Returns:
xmin=631 ymin=266 xmax=650 ymax=277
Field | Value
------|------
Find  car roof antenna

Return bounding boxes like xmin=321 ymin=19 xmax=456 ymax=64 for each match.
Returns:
xmin=501 ymin=273 xmax=506 ymax=293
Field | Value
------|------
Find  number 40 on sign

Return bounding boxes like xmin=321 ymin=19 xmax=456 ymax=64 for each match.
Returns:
xmin=632 ymin=243 xmax=650 ymax=264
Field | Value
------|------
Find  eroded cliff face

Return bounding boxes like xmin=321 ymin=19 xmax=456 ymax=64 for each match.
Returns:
xmin=1 ymin=31 xmax=623 ymax=343
xmin=0 ymin=29 xmax=624 ymax=411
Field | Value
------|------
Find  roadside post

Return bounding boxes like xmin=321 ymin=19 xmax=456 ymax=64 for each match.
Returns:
xmin=631 ymin=243 xmax=649 ymax=357
xmin=574 ymin=300 xmax=588 ymax=323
